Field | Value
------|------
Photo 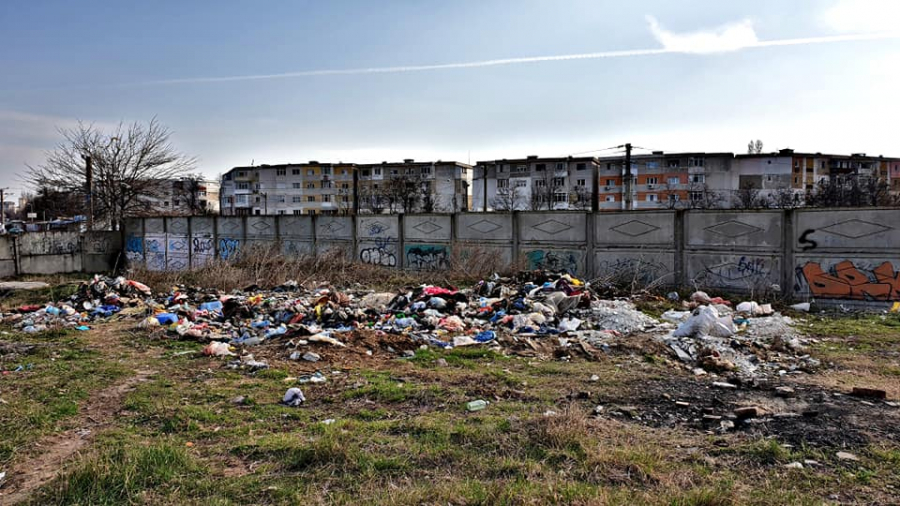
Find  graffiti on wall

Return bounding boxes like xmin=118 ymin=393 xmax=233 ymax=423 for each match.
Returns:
xmin=145 ymin=235 xmax=166 ymax=271
xmin=190 ymin=236 xmax=214 ymax=267
xmin=360 ymin=246 xmax=397 ymax=267
xmin=125 ymin=234 xmax=144 ymax=264
xmin=405 ymin=244 xmax=450 ymax=270
xmin=798 ymin=260 xmax=900 ymax=301
xmin=525 ymin=250 xmax=579 ymax=275
xmin=595 ymin=257 xmax=669 ymax=285
xmin=702 ymin=256 xmax=771 ymax=283
xmin=218 ymin=237 xmax=240 ymax=260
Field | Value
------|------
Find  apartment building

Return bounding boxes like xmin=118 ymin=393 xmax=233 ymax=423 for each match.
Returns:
xmin=595 ymin=152 xmax=734 ymax=210
xmin=219 ymin=160 xmax=472 ymax=216
xmin=357 ymin=159 xmax=472 ymax=213
xmin=220 ymin=162 xmax=355 ymax=216
xmin=733 ymin=149 xmax=899 ymax=203
xmin=472 ymin=156 xmax=600 ymax=211
xmin=141 ymin=178 xmax=220 ymax=216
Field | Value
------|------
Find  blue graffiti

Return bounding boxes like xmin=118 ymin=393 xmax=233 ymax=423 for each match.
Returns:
xmin=525 ymin=250 xmax=579 ymax=275
xmin=218 ymin=237 xmax=240 ymax=260
xmin=125 ymin=234 xmax=143 ymax=254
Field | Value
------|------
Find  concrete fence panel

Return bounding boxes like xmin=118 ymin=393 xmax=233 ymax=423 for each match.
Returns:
xmin=404 ymin=214 xmax=452 ymax=242
xmin=455 ymin=213 xmax=514 ymax=267
xmin=593 ymin=212 xmax=677 ymax=286
xmin=165 ymin=217 xmax=190 ymax=270
xmin=793 ymin=208 xmax=900 ymax=304
xmin=82 ymin=232 xmax=121 ymax=272
xmin=279 ymin=215 xmax=314 ymax=257
xmin=685 ymin=211 xmax=783 ymax=294
xmin=518 ymin=212 xmax=588 ymax=275
xmin=0 ymin=237 xmax=14 ymax=277
xmin=357 ymin=215 xmax=399 ymax=268
xmin=124 ymin=218 xmax=144 ymax=267
xmin=594 ymin=211 xmax=675 ymax=247
xmin=190 ymin=217 xmax=215 ymax=268
xmin=315 ymin=215 xmax=353 ymax=257
xmin=216 ymin=217 xmax=244 ymax=261
xmin=17 ymin=231 xmax=83 ymax=274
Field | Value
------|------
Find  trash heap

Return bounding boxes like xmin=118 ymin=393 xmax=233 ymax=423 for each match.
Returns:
xmin=660 ymin=291 xmax=817 ymax=376
xmin=0 ymin=275 xmax=152 ymax=333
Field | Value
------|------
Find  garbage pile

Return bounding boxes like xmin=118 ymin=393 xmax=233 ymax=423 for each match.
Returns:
xmin=0 ymin=275 xmax=152 ymax=333
xmin=660 ymin=291 xmax=817 ymax=376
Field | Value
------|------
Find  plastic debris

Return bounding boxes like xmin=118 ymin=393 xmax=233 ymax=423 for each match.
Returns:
xmin=283 ymin=387 xmax=306 ymax=406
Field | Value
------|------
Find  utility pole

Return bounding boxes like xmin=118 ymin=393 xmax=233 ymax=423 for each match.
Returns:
xmin=624 ymin=143 xmax=633 ymax=211
xmin=351 ymin=166 xmax=359 ymax=215
xmin=0 ymin=188 xmax=7 ymax=225
xmin=83 ymin=154 xmax=94 ymax=231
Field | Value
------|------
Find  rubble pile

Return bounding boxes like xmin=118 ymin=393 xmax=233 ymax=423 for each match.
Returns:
xmin=660 ymin=291 xmax=818 ymax=376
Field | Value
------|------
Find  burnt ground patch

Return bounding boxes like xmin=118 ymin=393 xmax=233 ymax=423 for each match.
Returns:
xmin=590 ymin=372 xmax=900 ymax=450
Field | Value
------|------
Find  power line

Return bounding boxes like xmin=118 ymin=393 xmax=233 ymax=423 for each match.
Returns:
xmin=568 ymin=145 xmax=622 ymax=156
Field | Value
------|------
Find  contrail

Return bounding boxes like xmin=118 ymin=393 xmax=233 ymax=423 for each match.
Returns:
xmin=125 ymin=30 xmax=900 ymax=86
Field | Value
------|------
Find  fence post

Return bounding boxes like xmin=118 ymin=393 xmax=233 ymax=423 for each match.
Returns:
xmin=311 ymin=213 xmax=318 ymax=257
xmin=585 ymin=211 xmax=595 ymax=279
xmin=397 ymin=213 xmax=405 ymax=270
xmin=674 ymin=209 xmax=686 ymax=290
xmin=511 ymin=211 xmax=520 ymax=269
xmin=782 ymin=209 xmax=794 ymax=300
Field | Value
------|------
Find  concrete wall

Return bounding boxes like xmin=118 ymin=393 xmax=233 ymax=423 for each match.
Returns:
xmin=123 ymin=208 xmax=900 ymax=307
xmin=0 ymin=230 xmax=121 ymax=277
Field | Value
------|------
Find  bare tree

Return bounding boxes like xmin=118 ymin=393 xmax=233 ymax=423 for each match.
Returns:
xmin=731 ymin=182 xmax=767 ymax=209
xmin=687 ymin=183 xmax=725 ymax=209
xmin=747 ymin=139 xmax=764 ymax=154
xmin=529 ymin=170 xmax=554 ymax=210
xmin=768 ymin=187 xmax=802 ymax=209
xmin=490 ymin=185 xmax=521 ymax=211
xmin=25 ymin=118 xmax=195 ymax=229
xmin=806 ymin=176 xmax=895 ymax=208
xmin=383 ymin=168 xmax=434 ymax=213
xmin=170 ymin=174 xmax=214 ymax=215
xmin=659 ymin=182 xmax=683 ymax=209
xmin=569 ymin=185 xmax=593 ymax=210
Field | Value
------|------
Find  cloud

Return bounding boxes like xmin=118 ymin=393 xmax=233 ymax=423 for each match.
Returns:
xmin=646 ymin=15 xmax=759 ymax=54
xmin=821 ymin=0 xmax=900 ymax=33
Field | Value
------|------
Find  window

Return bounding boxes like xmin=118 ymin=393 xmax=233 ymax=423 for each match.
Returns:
xmin=237 ymin=182 xmax=249 ymax=190
xmin=497 ymin=179 xmax=509 ymax=188
xmin=321 ymin=181 xmax=333 ymax=189
xmin=255 ymin=196 xmax=260 ymax=203
xmin=307 ymin=196 xmax=315 ymax=202
xmin=277 ymin=195 xmax=285 ymax=203
xmin=607 ymin=163 xmax=613 ymax=170
xmin=552 ymin=177 xmax=565 ymax=187
xmin=668 ymin=194 xmax=679 ymax=203
xmin=307 ymin=209 xmax=315 ymax=215
xmin=667 ymin=160 xmax=679 ymax=168
xmin=646 ymin=162 xmax=660 ymax=169
xmin=690 ymin=191 xmax=704 ymax=201
xmin=307 ymin=169 xmax=314 ymax=176
xmin=668 ymin=177 xmax=680 ymax=185
xmin=690 ymin=174 xmax=706 ymax=184
xmin=236 ymin=195 xmax=248 ymax=204
xmin=292 ymin=183 xmax=301 ymax=189
xmin=293 ymin=196 xmax=302 ymax=203
xmin=535 ymin=179 xmax=546 ymax=187
xmin=421 ymin=166 xmax=431 ymax=175
xmin=362 ymin=169 xmax=371 ymax=177
xmin=341 ymin=183 xmax=349 ymax=189
xmin=374 ymin=168 xmax=382 ymax=176
xmin=576 ymin=163 xmax=586 ymax=171
xmin=515 ymin=180 xmax=527 ymax=188
xmin=553 ymin=193 xmax=568 ymax=203
xmin=237 ymin=171 xmax=246 ymax=177
xmin=515 ymin=165 xmax=527 ymax=173
xmin=277 ymin=210 xmax=286 ymax=215
xmin=536 ymin=163 xmax=546 ymax=171
xmin=690 ymin=158 xmax=705 ymax=167
xmin=391 ymin=169 xmax=398 ymax=175
xmin=306 ymin=182 xmax=315 ymax=189
xmin=577 ymin=179 xmax=586 ymax=186
xmin=322 ymin=167 xmax=332 ymax=175
xmin=646 ymin=177 xmax=658 ymax=185
xmin=646 ymin=194 xmax=658 ymax=202
xmin=322 ymin=194 xmax=331 ymax=202
xmin=292 ymin=169 xmax=300 ymax=175
xmin=293 ymin=209 xmax=304 ymax=215
xmin=254 ymin=183 xmax=260 ymax=190
xmin=276 ymin=168 xmax=286 ymax=176
xmin=498 ymin=165 xmax=506 ymax=173
xmin=556 ymin=162 xmax=565 ymax=170
xmin=342 ymin=169 xmax=348 ymax=175
xmin=605 ymin=196 xmax=615 ymax=202
xmin=163 ymin=201 xmax=170 ymax=207
xmin=342 ymin=195 xmax=349 ymax=202
xmin=606 ymin=179 xmax=616 ymax=186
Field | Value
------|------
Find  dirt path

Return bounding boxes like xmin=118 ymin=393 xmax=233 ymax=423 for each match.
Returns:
xmin=0 ymin=324 xmax=160 ymax=505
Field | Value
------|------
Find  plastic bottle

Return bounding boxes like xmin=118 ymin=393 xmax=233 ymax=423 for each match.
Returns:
xmin=199 ymin=301 xmax=223 ymax=312
xmin=155 ymin=313 xmax=178 ymax=325
xmin=45 ymin=306 xmax=61 ymax=316
xmin=466 ymin=399 xmax=489 ymax=412
xmin=251 ymin=320 xmax=270 ymax=329
xmin=264 ymin=324 xmax=287 ymax=339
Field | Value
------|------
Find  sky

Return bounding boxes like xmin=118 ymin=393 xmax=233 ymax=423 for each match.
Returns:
xmin=1 ymin=0 xmax=900 ymax=199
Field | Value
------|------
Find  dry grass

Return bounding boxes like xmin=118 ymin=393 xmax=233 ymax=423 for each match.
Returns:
xmin=128 ymin=243 xmax=517 ymax=293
